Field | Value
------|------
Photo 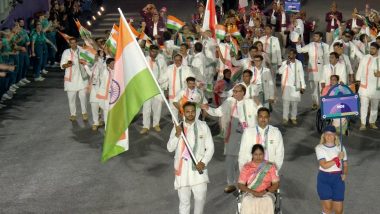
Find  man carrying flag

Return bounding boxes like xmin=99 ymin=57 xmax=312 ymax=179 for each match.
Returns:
xmin=102 ymin=13 xmax=161 ymax=162
xmin=167 ymin=101 xmax=214 ymax=214
xmin=60 ymin=37 xmax=89 ymax=122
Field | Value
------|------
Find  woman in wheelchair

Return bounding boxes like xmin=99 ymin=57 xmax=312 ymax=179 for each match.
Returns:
xmin=237 ymin=144 xmax=280 ymax=214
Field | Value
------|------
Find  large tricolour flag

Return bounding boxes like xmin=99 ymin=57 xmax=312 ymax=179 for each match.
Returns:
xmin=202 ymin=0 xmax=218 ymax=38
xmin=101 ymin=15 xmax=160 ymax=162
xmin=166 ymin=15 xmax=185 ymax=31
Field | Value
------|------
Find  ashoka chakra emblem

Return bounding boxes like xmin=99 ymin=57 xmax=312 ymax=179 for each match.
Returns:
xmin=110 ymin=80 xmax=120 ymax=104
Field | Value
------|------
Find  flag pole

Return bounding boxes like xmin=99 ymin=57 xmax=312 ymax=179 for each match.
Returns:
xmin=117 ymin=8 xmax=203 ymax=174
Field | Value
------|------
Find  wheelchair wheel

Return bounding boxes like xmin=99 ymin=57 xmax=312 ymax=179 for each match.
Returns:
xmin=275 ymin=189 xmax=282 ymax=214
xmin=316 ymin=109 xmax=324 ymax=133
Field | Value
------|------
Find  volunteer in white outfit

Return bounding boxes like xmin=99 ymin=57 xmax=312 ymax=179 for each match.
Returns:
xmin=167 ymin=102 xmax=214 ymax=214
xmin=60 ymin=38 xmax=89 ymax=121
xmin=259 ymin=25 xmax=282 ymax=76
xmin=84 ymin=50 xmax=106 ymax=131
xmin=164 ymin=54 xmax=194 ymax=121
xmin=315 ymin=125 xmax=347 ymax=214
xmin=180 ymin=43 xmax=193 ymax=67
xmin=141 ymin=45 xmax=167 ymax=134
xmin=355 ymin=42 xmax=380 ymax=130
xmin=278 ymin=49 xmax=306 ymax=125
xmin=191 ymin=42 xmax=207 ymax=86
xmin=239 ymin=107 xmax=284 ymax=171
xmin=296 ymin=32 xmax=329 ymax=110
xmin=321 ymin=52 xmax=347 ymax=88
xmin=201 ymin=84 xmax=260 ymax=193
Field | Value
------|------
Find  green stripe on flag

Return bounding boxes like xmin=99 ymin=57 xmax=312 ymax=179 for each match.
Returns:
xmin=102 ymin=68 xmax=160 ymax=162
xmin=167 ymin=23 xmax=181 ymax=31
xmin=80 ymin=52 xmax=94 ymax=64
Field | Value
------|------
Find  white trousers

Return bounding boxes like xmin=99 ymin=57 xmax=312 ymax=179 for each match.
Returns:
xmin=67 ymin=89 xmax=87 ymax=116
xmin=360 ymin=96 xmax=379 ymax=124
xmin=178 ymin=183 xmax=207 ymax=214
xmin=309 ymin=80 xmax=320 ymax=105
xmin=90 ymin=102 xmax=100 ymax=125
xmin=142 ymin=95 xmax=163 ymax=128
xmin=283 ymin=100 xmax=298 ymax=120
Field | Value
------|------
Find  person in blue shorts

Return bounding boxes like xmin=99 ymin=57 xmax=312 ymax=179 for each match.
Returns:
xmin=315 ymin=125 xmax=348 ymax=214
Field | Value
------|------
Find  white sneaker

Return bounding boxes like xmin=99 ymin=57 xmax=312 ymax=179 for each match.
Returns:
xmin=11 ymin=84 xmax=19 ymax=89
xmin=17 ymin=81 xmax=26 ymax=87
xmin=9 ymin=87 xmax=17 ymax=93
xmin=22 ymin=78 xmax=31 ymax=83
xmin=42 ymin=69 xmax=49 ymax=74
xmin=34 ymin=77 xmax=45 ymax=81
xmin=7 ymin=90 xmax=15 ymax=95
xmin=2 ymin=93 xmax=12 ymax=100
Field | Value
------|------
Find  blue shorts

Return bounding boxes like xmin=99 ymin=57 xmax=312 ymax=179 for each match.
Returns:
xmin=317 ymin=171 xmax=345 ymax=201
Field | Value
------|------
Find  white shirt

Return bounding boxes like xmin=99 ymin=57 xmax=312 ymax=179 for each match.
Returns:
xmin=167 ymin=120 xmax=214 ymax=189
xmin=321 ymin=63 xmax=347 ymax=85
xmin=153 ymin=22 xmax=158 ymax=36
xmin=239 ymin=125 xmax=284 ymax=171
xmin=316 ymin=144 xmax=347 ymax=172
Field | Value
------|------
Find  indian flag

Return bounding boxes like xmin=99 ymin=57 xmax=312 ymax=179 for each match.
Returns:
xmin=80 ymin=45 xmax=96 ymax=65
xmin=230 ymin=37 xmax=240 ymax=55
xmin=101 ymin=15 xmax=160 ymax=162
xmin=74 ymin=19 xmax=93 ymax=48
xmin=166 ymin=15 xmax=185 ymax=31
xmin=202 ymin=0 xmax=218 ymax=38
xmin=105 ymin=24 xmax=119 ymax=56
xmin=216 ymin=25 xmax=226 ymax=40
xmin=231 ymin=28 xmax=242 ymax=41
xmin=58 ymin=31 xmax=73 ymax=43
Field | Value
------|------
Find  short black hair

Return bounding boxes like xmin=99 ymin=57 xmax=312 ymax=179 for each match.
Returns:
xmin=370 ymin=42 xmax=380 ymax=50
xmin=288 ymin=48 xmax=297 ymax=55
xmin=251 ymin=144 xmax=265 ymax=154
xmin=249 ymin=45 xmax=258 ymax=52
xmin=182 ymin=101 xmax=196 ymax=110
xmin=257 ymin=107 xmax=270 ymax=116
xmin=194 ymin=42 xmax=203 ymax=52
xmin=223 ymin=69 xmax=231 ymax=76
xmin=330 ymin=74 xmax=340 ymax=81
xmin=180 ymin=43 xmax=189 ymax=49
xmin=314 ymin=32 xmax=324 ymax=38
xmin=243 ymin=69 xmax=253 ymax=77
xmin=149 ymin=45 xmax=159 ymax=51
xmin=186 ymin=76 xmax=196 ymax=82
xmin=106 ymin=58 xmax=115 ymax=65
xmin=253 ymin=54 xmax=263 ymax=61
xmin=173 ymin=53 xmax=183 ymax=60
xmin=359 ymin=34 xmax=367 ymax=43
xmin=330 ymin=52 xmax=340 ymax=59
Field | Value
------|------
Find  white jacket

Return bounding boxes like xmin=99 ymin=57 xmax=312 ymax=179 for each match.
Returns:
xmin=167 ymin=120 xmax=214 ymax=189
xmin=239 ymin=125 xmax=284 ymax=171
xmin=259 ymin=35 xmax=282 ymax=66
xmin=356 ymin=54 xmax=380 ymax=99
xmin=278 ymin=59 xmax=306 ymax=102
xmin=164 ymin=64 xmax=194 ymax=100
xmin=60 ymin=47 xmax=89 ymax=91
xmin=321 ymin=63 xmax=347 ymax=85
xmin=296 ymin=42 xmax=329 ymax=81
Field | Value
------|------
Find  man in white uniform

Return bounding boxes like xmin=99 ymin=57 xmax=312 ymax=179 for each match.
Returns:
xmin=321 ymin=52 xmax=347 ymax=88
xmin=356 ymin=43 xmax=380 ymax=130
xmin=60 ymin=38 xmax=89 ymax=121
xmin=141 ymin=45 xmax=167 ymax=134
xmin=278 ymin=49 xmax=306 ymax=125
xmin=201 ymin=84 xmax=260 ymax=193
xmin=167 ymin=102 xmax=214 ymax=214
xmin=296 ymin=32 xmax=329 ymax=110
xmin=239 ymin=107 xmax=284 ymax=171
xmin=259 ymin=25 xmax=282 ymax=76
xmin=164 ymin=54 xmax=194 ymax=121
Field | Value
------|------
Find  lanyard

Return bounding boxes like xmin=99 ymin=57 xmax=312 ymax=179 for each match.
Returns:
xmin=256 ymin=126 xmax=270 ymax=159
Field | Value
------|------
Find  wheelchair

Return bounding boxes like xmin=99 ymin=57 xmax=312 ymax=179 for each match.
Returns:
xmin=315 ymin=108 xmax=332 ymax=134
xmin=235 ymin=189 xmax=282 ymax=214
